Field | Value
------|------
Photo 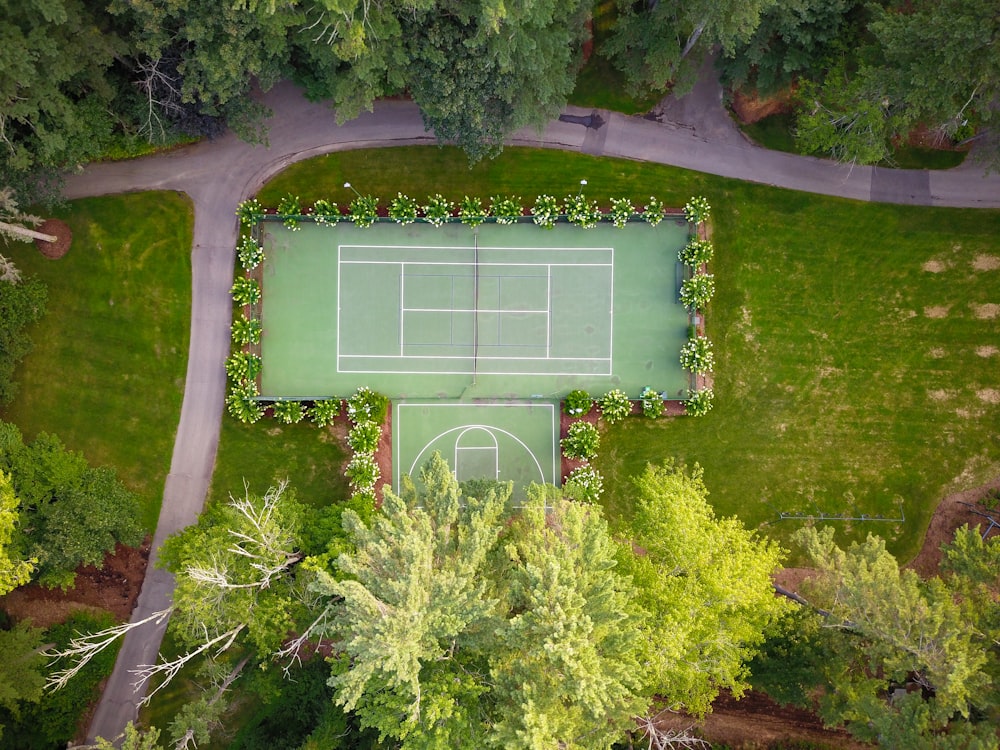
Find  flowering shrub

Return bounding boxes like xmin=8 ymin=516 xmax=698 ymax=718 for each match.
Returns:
xmin=423 ymin=194 xmax=453 ymax=226
xmin=685 ymin=388 xmax=714 ymax=417
xmin=561 ymin=421 xmax=600 ymax=461
xmin=348 ymin=421 xmax=382 ymax=453
xmin=312 ymin=199 xmax=339 ymax=225
xmin=678 ymin=239 xmax=714 ymax=267
xmin=231 ymin=315 xmax=262 ymax=346
xmin=564 ymin=465 xmax=604 ymax=503
xmin=308 ymin=399 xmax=341 ymax=427
xmin=347 ymin=386 xmax=389 ymax=423
xmin=683 ymin=196 xmax=711 ymax=224
xmin=346 ymin=452 xmax=380 ymax=492
xmin=230 ymin=277 xmax=260 ymax=306
xmin=236 ymin=198 xmax=263 ymax=227
xmin=491 ymin=195 xmax=522 ymax=225
xmin=225 ymin=352 xmax=261 ymax=383
xmin=610 ymin=197 xmax=633 ymax=228
xmin=679 ymin=273 xmax=715 ymax=310
xmin=679 ymin=336 xmax=714 ymax=374
xmin=277 ymin=194 xmax=302 ymax=231
xmin=237 ymin=235 xmax=264 ymax=271
xmin=564 ymin=194 xmax=601 ymax=228
xmin=640 ymin=386 xmax=664 ymax=418
xmin=599 ymin=389 xmax=631 ymax=424
xmin=459 ymin=195 xmax=490 ymax=227
xmin=226 ymin=381 xmax=263 ymax=424
xmin=532 ymin=195 xmax=561 ymax=228
xmin=563 ymin=389 xmax=593 ymax=417
xmin=642 ymin=196 xmax=664 ymax=226
xmin=389 ymin=193 xmax=418 ymax=225
xmin=349 ymin=195 xmax=379 ymax=228
xmin=272 ymin=400 xmax=304 ymax=424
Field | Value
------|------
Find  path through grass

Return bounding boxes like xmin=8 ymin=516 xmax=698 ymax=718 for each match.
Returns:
xmin=258 ymin=146 xmax=1000 ymax=564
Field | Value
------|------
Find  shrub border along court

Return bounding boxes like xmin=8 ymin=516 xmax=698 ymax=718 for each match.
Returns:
xmin=225 ymin=194 xmax=715 ymax=426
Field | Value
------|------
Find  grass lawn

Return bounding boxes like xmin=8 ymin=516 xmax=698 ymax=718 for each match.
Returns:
xmin=208 ymin=418 xmax=349 ymax=508
xmin=568 ymin=0 xmax=661 ymax=115
xmin=0 ymin=192 xmax=193 ymax=531
xmin=256 ymin=146 xmax=1000 ymax=564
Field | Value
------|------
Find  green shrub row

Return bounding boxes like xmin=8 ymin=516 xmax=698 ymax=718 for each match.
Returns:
xmin=236 ymin=194 xmax=712 ymax=231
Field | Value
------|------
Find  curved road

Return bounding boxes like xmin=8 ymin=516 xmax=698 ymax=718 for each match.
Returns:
xmin=65 ymin=70 xmax=1000 ymax=745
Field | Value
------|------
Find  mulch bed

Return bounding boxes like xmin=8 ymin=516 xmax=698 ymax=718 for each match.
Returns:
xmin=34 ymin=218 xmax=72 ymax=259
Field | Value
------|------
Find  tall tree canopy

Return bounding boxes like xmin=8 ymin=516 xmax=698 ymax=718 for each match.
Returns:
xmin=622 ymin=462 xmax=789 ymax=715
xmin=604 ymin=0 xmax=779 ymax=96
xmin=0 ymin=421 xmax=143 ymax=589
xmin=765 ymin=526 xmax=1000 ymax=748
xmin=318 ymin=454 xmax=646 ymax=749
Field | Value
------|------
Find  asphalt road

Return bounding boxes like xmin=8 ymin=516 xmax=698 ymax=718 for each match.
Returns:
xmin=65 ymin=63 xmax=1000 ymax=746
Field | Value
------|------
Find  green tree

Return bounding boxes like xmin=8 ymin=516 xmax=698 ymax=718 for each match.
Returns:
xmin=0 ymin=270 xmax=46 ymax=405
xmin=0 ymin=471 xmax=33 ymax=595
xmin=718 ymin=0 xmax=862 ymax=95
xmin=622 ymin=462 xmax=788 ymax=715
xmin=0 ymin=0 xmax=129 ymax=196
xmin=0 ymin=422 xmax=142 ymax=589
xmin=0 ymin=620 xmax=46 ymax=740
xmin=794 ymin=526 xmax=997 ymax=747
xmin=604 ymin=0 xmax=779 ymax=97
xmin=318 ymin=453 xmax=647 ymax=748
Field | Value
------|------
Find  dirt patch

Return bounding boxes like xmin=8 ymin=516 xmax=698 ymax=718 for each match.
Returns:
xmin=0 ymin=540 xmax=151 ymax=627
xmin=923 ymin=305 xmax=950 ymax=318
xmin=652 ymin=690 xmax=867 ymax=750
xmin=729 ymin=87 xmax=796 ymax=125
xmin=972 ymin=303 xmax=1000 ymax=319
xmin=973 ymin=255 xmax=1000 ymax=271
xmin=976 ymin=346 xmax=999 ymax=357
xmin=928 ymin=347 xmax=947 ymax=358
xmin=376 ymin=407 xmax=392 ymax=500
xmin=34 ymin=218 xmax=73 ymax=259
xmin=927 ymin=389 xmax=953 ymax=401
xmin=977 ymin=389 xmax=1000 ymax=404
xmin=907 ymin=477 xmax=1000 ymax=577
xmin=921 ymin=259 xmax=949 ymax=273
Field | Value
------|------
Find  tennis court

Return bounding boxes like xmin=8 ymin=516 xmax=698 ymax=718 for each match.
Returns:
xmin=259 ymin=219 xmax=690 ymax=400
xmin=258 ymin=217 xmax=691 ymax=494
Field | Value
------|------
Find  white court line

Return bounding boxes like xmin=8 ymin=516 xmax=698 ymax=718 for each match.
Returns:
xmin=609 ymin=248 xmax=615 ymax=368
xmin=342 ymin=259 xmax=612 ymax=268
xmin=546 ymin=264 xmax=552 ymax=356
xmin=399 ymin=261 xmax=405 ymax=357
xmin=339 ymin=354 xmax=610 ymax=361
xmin=402 ymin=307 xmax=549 ymax=314
xmin=339 ymin=243 xmax=614 ymax=253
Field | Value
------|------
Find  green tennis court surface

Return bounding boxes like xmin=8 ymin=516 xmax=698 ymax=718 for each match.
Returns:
xmin=394 ymin=400 xmax=558 ymax=501
xmin=260 ymin=219 xmax=690 ymax=400
xmin=259 ymin=217 xmax=691 ymax=494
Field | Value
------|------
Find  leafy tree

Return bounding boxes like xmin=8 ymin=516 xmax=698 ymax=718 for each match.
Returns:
xmin=0 ymin=0 xmax=128 ymax=195
xmin=93 ymin=722 xmax=164 ymax=750
xmin=794 ymin=526 xmax=998 ymax=747
xmin=868 ymin=0 xmax=1000 ymax=154
xmin=0 ymin=619 xmax=46 ymax=739
xmin=0 ymin=422 xmax=143 ymax=589
xmin=317 ymin=453 xmax=648 ymax=748
xmin=605 ymin=0 xmax=780 ymax=97
xmin=0 ymin=472 xmax=33 ymax=594
xmin=0 ymin=270 xmax=46 ymax=405
xmin=159 ymin=482 xmax=306 ymax=658
xmin=718 ymin=0 xmax=863 ymax=95
xmin=622 ymin=462 xmax=788 ymax=714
